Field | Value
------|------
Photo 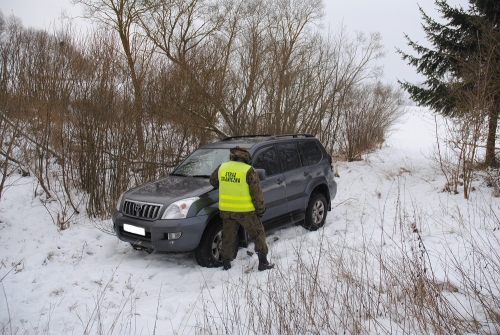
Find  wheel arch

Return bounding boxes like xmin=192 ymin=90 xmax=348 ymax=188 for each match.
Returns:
xmin=193 ymin=211 xmax=221 ymax=247
xmin=199 ymin=211 xmax=248 ymax=249
xmin=305 ymin=178 xmax=332 ymax=211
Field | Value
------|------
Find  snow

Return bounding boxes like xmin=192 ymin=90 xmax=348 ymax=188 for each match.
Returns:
xmin=1 ymin=107 xmax=499 ymax=334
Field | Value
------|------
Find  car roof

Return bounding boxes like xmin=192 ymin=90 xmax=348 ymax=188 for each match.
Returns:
xmin=200 ymin=134 xmax=317 ymax=151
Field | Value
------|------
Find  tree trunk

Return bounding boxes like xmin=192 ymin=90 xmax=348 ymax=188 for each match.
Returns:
xmin=134 ymin=92 xmax=145 ymax=155
xmin=485 ymin=105 xmax=499 ymax=168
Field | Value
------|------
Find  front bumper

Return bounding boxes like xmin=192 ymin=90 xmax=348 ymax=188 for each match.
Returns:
xmin=112 ymin=210 xmax=209 ymax=252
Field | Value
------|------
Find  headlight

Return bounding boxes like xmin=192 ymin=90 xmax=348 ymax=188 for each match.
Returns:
xmin=116 ymin=192 xmax=125 ymax=211
xmin=162 ymin=197 xmax=199 ymax=219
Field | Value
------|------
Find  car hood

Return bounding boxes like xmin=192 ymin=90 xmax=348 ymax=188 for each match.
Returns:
xmin=124 ymin=175 xmax=213 ymax=205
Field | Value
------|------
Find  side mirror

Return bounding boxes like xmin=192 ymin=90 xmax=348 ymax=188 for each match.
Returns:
xmin=255 ymin=168 xmax=267 ymax=181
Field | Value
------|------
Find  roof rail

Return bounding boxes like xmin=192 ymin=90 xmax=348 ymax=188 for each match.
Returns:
xmin=272 ymin=134 xmax=315 ymax=139
xmin=222 ymin=134 xmax=316 ymax=141
xmin=221 ymin=134 xmax=272 ymax=141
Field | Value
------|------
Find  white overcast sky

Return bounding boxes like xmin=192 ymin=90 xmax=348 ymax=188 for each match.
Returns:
xmin=2 ymin=0 xmax=470 ymax=86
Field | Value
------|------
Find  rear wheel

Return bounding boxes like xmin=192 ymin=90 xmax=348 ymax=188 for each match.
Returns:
xmin=302 ymin=193 xmax=327 ymax=231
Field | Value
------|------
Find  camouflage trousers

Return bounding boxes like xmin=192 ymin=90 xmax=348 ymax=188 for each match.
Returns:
xmin=220 ymin=211 xmax=268 ymax=261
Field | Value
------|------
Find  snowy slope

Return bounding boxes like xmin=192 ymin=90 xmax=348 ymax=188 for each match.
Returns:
xmin=1 ymin=107 xmax=499 ymax=334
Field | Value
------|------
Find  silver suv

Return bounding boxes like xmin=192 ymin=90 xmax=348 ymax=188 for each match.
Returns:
xmin=112 ymin=134 xmax=337 ymax=267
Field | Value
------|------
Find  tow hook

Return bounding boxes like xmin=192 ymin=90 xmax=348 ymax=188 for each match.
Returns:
xmin=132 ymin=244 xmax=154 ymax=254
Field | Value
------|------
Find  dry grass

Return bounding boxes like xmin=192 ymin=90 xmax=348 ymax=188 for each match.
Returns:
xmin=192 ymin=192 xmax=500 ymax=335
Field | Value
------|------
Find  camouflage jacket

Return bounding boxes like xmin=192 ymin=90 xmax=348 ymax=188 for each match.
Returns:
xmin=210 ymin=163 xmax=266 ymax=215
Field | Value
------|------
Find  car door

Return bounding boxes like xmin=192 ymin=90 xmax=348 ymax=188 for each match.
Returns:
xmin=252 ymin=145 xmax=288 ymax=223
xmin=275 ymin=142 xmax=312 ymax=213
xmin=298 ymin=140 xmax=325 ymax=180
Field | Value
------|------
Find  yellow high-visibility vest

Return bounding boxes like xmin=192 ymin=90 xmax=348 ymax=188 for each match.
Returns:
xmin=218 ymin=161 xmax=256 ymax=212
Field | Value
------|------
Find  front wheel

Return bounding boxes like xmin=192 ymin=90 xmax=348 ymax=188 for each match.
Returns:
xmin=194 ymin=220 xmax=224 ymax=267
xmin=302 ymin=193 xmax=327 ymax=231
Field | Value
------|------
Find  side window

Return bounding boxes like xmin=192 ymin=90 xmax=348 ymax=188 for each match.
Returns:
xmin=276 ymin=142 xmax=301 ymax=172
xmin=253 ymin=146 xmax=281 ymax=176
xmin=298 ymin=141 xmax=323 ymax=166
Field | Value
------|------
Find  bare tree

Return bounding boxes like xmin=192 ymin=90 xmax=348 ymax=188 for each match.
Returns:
xmin=139 ymin=0 xmax=237 ymax=136
xmin=73 ymin=0 xmax=155 ymax=153
xmin=138 ymin=0 xmax=388 ymax=141
xmin=309 ymin=28 xmax=386 ymax=155
xmin=260 ymin=0 xmax=323 ymax=134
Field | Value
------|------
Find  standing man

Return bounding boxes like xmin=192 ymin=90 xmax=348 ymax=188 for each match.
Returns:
xmin=210 ymin=146 xmax=274 ymax=271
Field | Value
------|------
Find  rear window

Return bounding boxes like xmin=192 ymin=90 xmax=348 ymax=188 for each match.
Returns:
xmin=298 ymin=141 xmax=323 ymax=166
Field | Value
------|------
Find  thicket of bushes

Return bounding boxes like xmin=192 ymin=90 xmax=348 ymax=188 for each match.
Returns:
xmin=0 ymin=0 xmax=404 ymax=221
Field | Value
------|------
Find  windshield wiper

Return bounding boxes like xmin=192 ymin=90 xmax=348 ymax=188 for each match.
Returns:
xmin=170 ymin=173 xmax=187 ymax=177
xmin=192 ymin=175 xmax=210 ymax=178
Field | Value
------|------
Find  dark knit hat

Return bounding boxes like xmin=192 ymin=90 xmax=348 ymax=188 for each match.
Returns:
xmin=229 ymin=146 xmax=252 ymax=165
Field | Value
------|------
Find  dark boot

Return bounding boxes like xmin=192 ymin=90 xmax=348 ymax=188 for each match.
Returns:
xmin=222 ymin=260 xmax=231 ymax=270
xmin=258 ymin=254 xmax=274 ymax=271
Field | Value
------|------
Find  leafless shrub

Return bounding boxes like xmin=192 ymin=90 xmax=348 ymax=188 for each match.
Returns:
xmin=432 ymin=109 xmax=486 ymax=199
xmin=336 ymin=82 xmax=405 ymax=161
xmin=0 ymin=16 xmax=204 ymax=222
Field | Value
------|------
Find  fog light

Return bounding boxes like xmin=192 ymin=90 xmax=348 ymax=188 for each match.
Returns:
xmin=168 ymin=232 xmax=182 ymax=240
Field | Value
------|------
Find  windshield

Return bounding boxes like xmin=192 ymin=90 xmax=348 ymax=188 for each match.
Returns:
xmin=173 ymin=148 xmax=230 ymax=177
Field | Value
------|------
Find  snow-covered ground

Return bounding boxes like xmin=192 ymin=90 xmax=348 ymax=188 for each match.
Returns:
xmin=1 ymin=107 xmax=499 ymax=334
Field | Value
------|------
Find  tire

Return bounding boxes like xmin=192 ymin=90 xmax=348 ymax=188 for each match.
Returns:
xmin=302 ymin=193 xmax=327 ymax=231
xmin=194 ymin=220 xmax=224 ymax=267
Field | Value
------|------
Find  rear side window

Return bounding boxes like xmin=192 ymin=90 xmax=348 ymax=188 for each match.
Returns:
xmin=276 ymin=142 xmax=301 ymax=172
xmin=253 ymin=146 xmax=281 ymax=176
xmin=298 ymin=141 xmax=323 ymax=166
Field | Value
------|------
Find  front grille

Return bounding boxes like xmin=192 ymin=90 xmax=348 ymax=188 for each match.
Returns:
xmin=122 ymin=200 xmax=162 ymax=220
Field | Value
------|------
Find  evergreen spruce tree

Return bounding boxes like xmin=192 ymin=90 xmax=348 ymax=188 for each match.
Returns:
xmin=399 ymin=0 xmax=500 ymax=167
